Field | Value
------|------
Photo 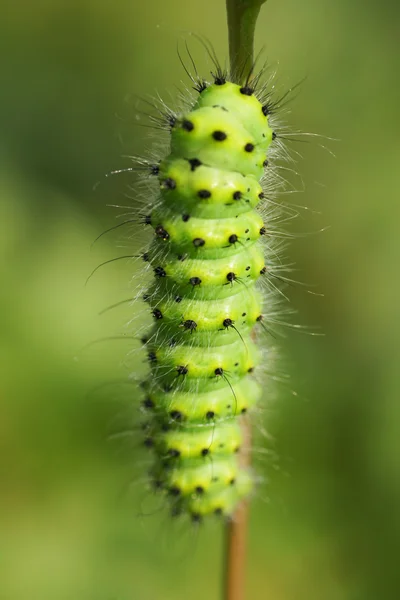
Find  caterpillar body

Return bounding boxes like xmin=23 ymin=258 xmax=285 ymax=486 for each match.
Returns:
xmin=133 ymin=69 xmax=280 ymax=523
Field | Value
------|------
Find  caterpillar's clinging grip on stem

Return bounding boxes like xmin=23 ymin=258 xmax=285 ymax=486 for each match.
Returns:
xmin=141 ymin=78 xmax=275 ymax=521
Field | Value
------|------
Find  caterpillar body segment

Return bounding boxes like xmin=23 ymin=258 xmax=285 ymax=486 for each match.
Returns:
xmin=150 ymin=207 xmax=264 ymax=258
xmin=142 ymin=80 xmax=274 ymax=521
xmin=150 ymin=244 xmax=265 ymax=291
xmin=143 ymin=376 xmax=262 ymax=423
xmin=148 ymin=285 xmax=264 ymax=340
xmin=159 ymin=158 xmax=263 ymax=218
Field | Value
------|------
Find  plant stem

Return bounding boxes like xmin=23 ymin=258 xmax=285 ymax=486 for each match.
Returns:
xmin=226 ymin=0 xmax=267 ymax=81
xmin=224 ymin=3 xmax=266 ymax=598
xmin=223 ymin=415 xmax=252 ymax=600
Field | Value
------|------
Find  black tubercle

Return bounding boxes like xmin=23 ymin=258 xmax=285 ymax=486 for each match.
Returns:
xmin=213 ymin=130 xmax=227 ymax=141
xmin=182 ymin=214 xmax=190 ymax=222
xmin=176 ymin=365 xmax=188 ymax=376
xmin=170 ymin=409 xmax=184 ymax=421
xmin=244 ymin=143 xmax=254 ymax=153
xmin=198 ymin=189 xmax=211 ymax=199
xmin=182 ymin=119 xmax=194 ymax=132
xmin=162 ymin=177 xmax=176 ymax=190
xmin=167 ymin=115 xmax=176 ymax=129
xmin=183 ymin=319 xmax=197 ymax=331
xmin=214 ymin=76 xmax=226 ymax=85
xmin=155 ymin=225 xmax=169 ymax=240
xmin=143 ymin=397 xmax=154 ymax=408
xmin=188 ymin=158 xmax=202 ymax=171
xmin=262 ymin=104 xmax=270 ymax=116
xmin=189 ymin=276 xmax=202 ymax=287
xmin=193 ymin=237 xmax=205 ymax=247
xmin=260 ymin=226 xmax=267 ymax=235
xmin=223 ymin=318 xmax=234 ymax=328
xmin=152 ymin=308 xmax=163 ymax=319
xmin=154 ymin=266 xmax=166 ymax=278
xmin=240 ymin=86 xmax=253 ymax=96
xmin=228 ymin=234 xmax=238 ymax=244
xmin=191 ymin=513 xmax=202 ymax=523
xmin=233 ymin=191 xmax=242 ymax=200
xmin=194 ymin=79 xmax=207 ymax=93
xmin=149 ymin=164 xmax=159 ymax=175
xmin=263 ymin=159 xmax=269 ymax=167
xmin=214 ymin=367 xmax=224 ymax=376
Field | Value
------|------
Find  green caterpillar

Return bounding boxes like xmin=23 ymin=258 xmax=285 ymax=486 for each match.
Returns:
xmin=137 ymin=65 xmax=278 ymax=522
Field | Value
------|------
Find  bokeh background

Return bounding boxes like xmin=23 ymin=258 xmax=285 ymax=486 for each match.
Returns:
xmin=1 ymin=0 xmax=399 ymax=598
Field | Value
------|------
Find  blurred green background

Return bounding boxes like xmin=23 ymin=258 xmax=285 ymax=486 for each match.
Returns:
xmin=1 ymin=0 xmax=399 ymax=598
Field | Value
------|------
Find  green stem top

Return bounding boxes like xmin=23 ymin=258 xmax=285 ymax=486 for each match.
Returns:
xmin=226 ymin=0 xmax=267 ymax=81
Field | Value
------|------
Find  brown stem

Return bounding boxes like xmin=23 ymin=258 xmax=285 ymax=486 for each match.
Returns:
xmin=223 ymin=415 xmax=252 ymax=600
